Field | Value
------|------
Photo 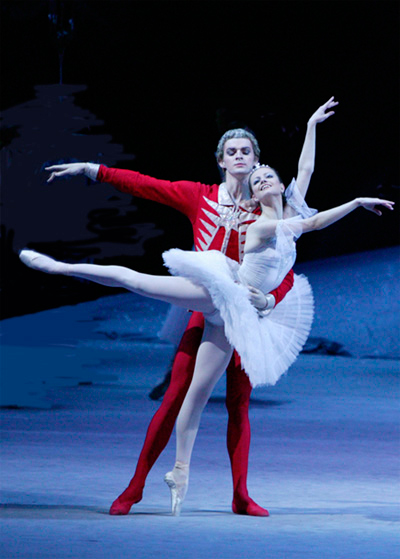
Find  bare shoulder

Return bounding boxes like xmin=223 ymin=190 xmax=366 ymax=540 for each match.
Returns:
xmin=251 ymin=215 xmax=279 ymax=240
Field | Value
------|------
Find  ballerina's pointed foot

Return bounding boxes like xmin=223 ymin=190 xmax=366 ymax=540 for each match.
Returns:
xmin=19 ymin=249 xmax=65 ymax=274
xmin=232 ymin=497 xmax=269 ymax=517
xmin=164 ymin=462 xmax=189 ymax=516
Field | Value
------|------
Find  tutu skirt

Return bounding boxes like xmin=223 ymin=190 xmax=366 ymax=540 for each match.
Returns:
xmin=163 ymin=249 xmax=314 ymax=388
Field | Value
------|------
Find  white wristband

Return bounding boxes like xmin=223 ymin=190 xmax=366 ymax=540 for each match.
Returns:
xmin=258 ymin=294 xmax=275 ymax=318
xmin=85 ymin=163 xmax=100 ymax=181
xmin=262 ymin=294 xmax=275 ymax=310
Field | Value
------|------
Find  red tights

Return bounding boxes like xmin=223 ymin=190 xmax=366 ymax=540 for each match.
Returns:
xmin=109 ymin=312 xmax=268 ymax=516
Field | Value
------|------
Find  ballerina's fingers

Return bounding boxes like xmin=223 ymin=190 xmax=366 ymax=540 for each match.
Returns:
xmin=311 ymin=96 xmax=339 ymax=123
xmin=375 ymin=200 xmax=395 ymax=215
xmin=322 ymin=111 xmax=336 ymax=120
xmin=379 ymin=200 xmax=395 ymax=210
xmin=361 ymin=198 xmax=395 ymax=215
xmin=320 ymin=99 xmax=339 ymax=120
xmin=324 ymin=96 xmax=339 ymax=109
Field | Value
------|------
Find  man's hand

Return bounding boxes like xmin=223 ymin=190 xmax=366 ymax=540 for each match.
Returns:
xmin=45 ymin=163 xmax=88 ymax=183
xmin=247 ymin=286 xmax=275 ymax=311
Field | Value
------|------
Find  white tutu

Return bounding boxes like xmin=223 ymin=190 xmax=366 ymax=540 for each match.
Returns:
xmin=163 ymin=248 xmax=314 ymax=388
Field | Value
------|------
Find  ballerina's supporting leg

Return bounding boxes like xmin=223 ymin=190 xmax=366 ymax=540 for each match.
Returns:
xmin=19 ymin=250 xmax=215 ymax=314
xmin=164 ymin=321 xmax=233 ymax=515
xmin=109 ymin=313 xmax=205 ymax=516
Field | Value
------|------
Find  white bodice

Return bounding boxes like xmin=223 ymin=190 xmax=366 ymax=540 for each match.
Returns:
xmin=162 ymin=178 xmax=316 ymax=386
xmin=238 ymin=236 xmax=296 ymax=294
xmin=238 ymin=179 xmax=317 ymax=293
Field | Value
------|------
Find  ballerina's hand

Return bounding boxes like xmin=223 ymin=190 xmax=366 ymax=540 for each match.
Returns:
xmin=45 ymin=162 xmax=87 ymax=183
xmin=308 ymin=96 xmax=339 ymax=125
xmin=357 ymin=197 xmax=395 ymax=216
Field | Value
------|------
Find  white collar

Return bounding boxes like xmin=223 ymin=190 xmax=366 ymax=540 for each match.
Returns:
xmin=219 ymin=182 xmax=254 ymax=211
xmin=218 ymin=182 xmax=237 ymax=206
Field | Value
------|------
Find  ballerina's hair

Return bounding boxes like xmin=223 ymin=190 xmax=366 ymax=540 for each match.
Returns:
xmin=216 ymin=128 xmax=260 ymax=162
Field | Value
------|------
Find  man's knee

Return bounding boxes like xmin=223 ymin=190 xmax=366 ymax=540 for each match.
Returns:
xmin=226 ymin=368 xmax=251 ymax=412
xmin=226 ymin=393 xmax=250 ymax=416
xmin=226 ymin=382 xmax=251 ymax=415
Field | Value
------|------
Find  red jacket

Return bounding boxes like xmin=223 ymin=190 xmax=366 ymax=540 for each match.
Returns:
xmin=97 ymin=165 xmax=294 ymax=304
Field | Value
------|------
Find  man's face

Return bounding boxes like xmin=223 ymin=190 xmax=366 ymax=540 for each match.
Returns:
xmin=219 ymin=138 xmax=258 ymax=179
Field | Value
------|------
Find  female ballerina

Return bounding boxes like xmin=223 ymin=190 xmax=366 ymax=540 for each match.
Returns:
xmin=20 ymin=168 xmax=394 ymax=516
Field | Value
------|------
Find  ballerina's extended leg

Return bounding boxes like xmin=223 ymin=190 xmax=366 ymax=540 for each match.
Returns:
xmin=19 ymin=250 xmax=215 ymax=313
xmin=19 ymin=249 xmax=67 ymax=274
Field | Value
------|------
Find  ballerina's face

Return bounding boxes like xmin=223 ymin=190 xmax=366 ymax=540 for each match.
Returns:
xmin=250 ymin=167 xmax=284 ymax=202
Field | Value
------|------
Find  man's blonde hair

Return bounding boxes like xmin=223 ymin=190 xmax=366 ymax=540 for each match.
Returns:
xmin=216 ymin=128 xmax=260 ymax=162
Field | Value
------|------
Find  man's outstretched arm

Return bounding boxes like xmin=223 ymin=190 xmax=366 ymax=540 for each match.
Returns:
xmin=45 ymin=162 xmax=203 ymax=222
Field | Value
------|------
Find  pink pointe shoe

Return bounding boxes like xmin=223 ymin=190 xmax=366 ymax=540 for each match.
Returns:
xmin=164 ymin=462 xmax=189 ymax=516
xmin=19 ymin=249 xmax=64 ymax=274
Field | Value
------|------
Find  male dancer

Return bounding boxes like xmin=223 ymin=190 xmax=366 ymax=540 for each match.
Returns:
xmin=47 ymin=129 xmax=289 ymax=517
xmin=46 ymin=100 xmax=336 ymax=516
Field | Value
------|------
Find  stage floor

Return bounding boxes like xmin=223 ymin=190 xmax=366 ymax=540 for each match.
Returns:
xmin=1 ymin=248 xmax=399 ymax=558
